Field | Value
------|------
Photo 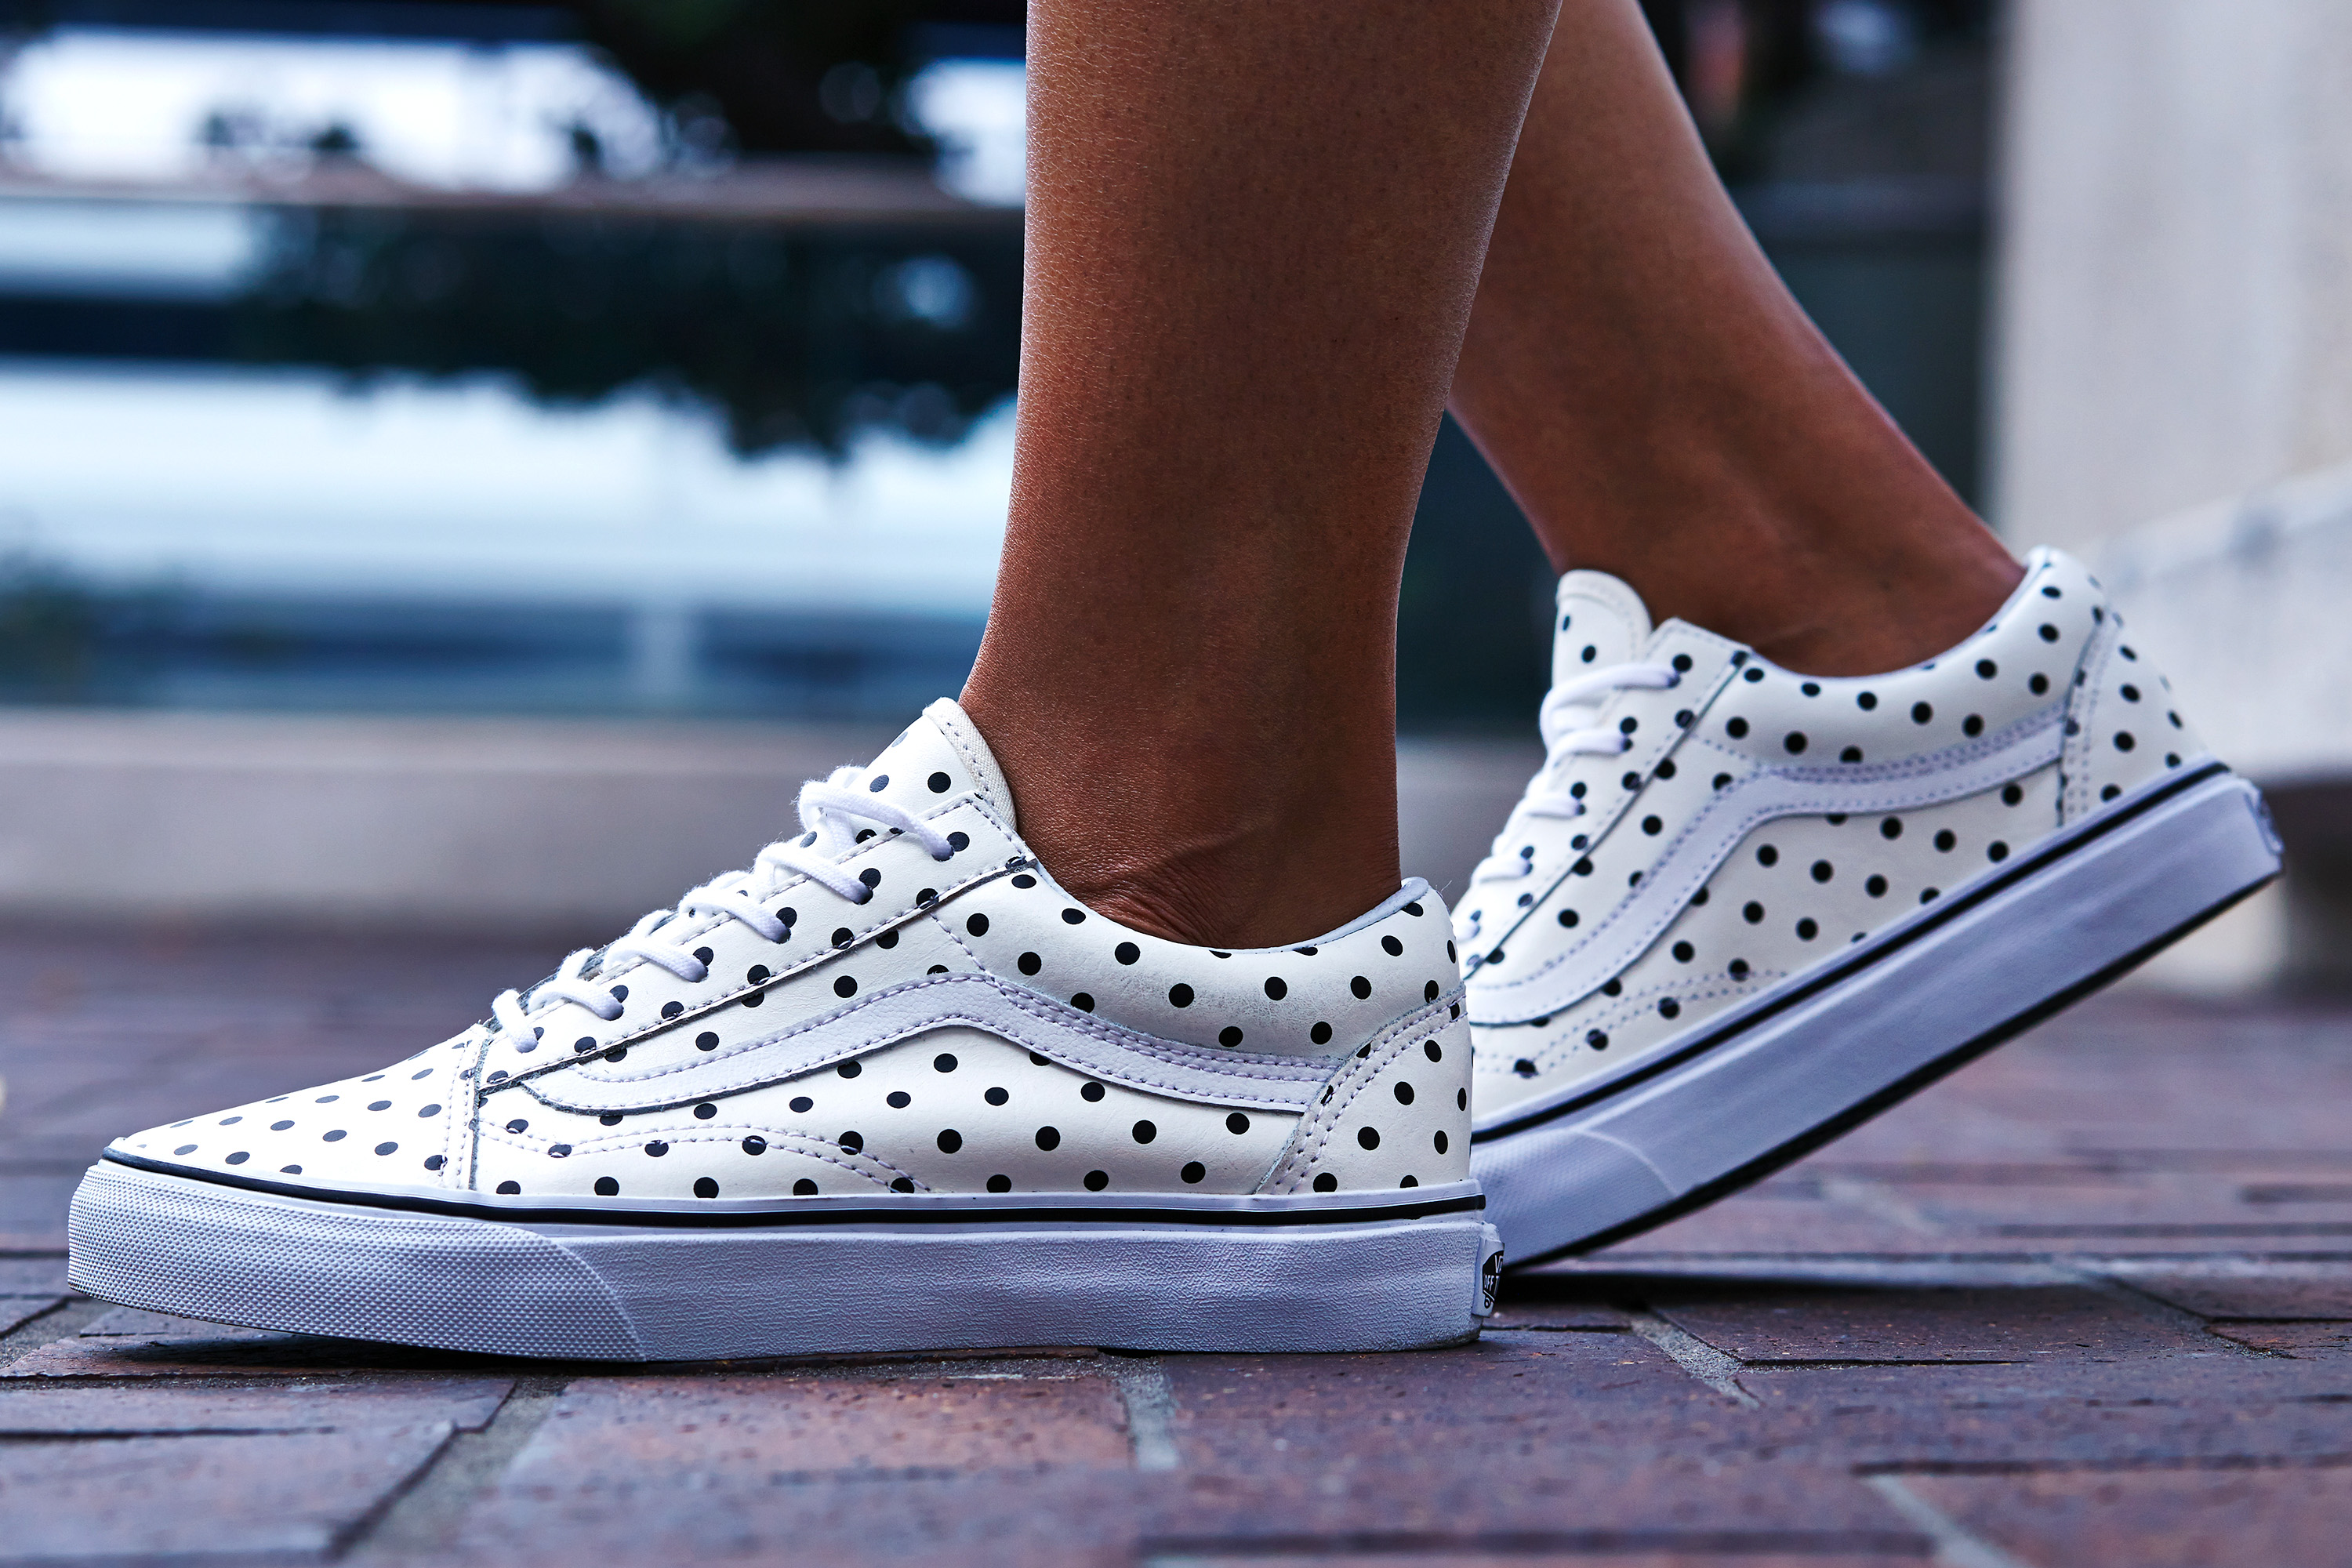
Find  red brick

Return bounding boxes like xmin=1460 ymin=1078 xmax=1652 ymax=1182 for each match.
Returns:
xmin=1903 ymin=1465 xmax=2352 ymax=1568
xmin=0 ymin=1376 xmax=513 ymax=1434
xmin=1656 ymin=1286 xmax=2216 ymax=1364
xmin=2107 ymin=1263 xmax=2352 ymax=1321
xmin=0 ymin=1425 xmax=456 ymax=1559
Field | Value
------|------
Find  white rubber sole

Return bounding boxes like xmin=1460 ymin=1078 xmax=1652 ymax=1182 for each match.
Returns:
xmin=68 ymin=1160 xmax=1501 ymax=1359
xmin=1471 ymin=766 xmax=2281 ymax=1266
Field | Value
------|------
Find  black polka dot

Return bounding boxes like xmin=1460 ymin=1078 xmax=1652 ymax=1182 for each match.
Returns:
xmin=594 ymin=1175 xmax=619 ymax=1195
xmin=1425 ymin=979 xmax=1443 ymax=1001
xmin=833 ymin=975 xmax=858 ymax=997
xmin=1081 ymin=1081 xmax=1105 ymax=1102
xmin=1036 ymin=1126 xmax=1060 ymax=1150
xmin=1988 ymin=841 xmax=2009 ymax=862
xmin=1263 ymin=977 xmax=1288 ymax=1000
xmin=793 ymin=1178 xmax=818 ymax=1196
xmin=1132 ymin=1120 xmax=1157 ymax=1144
xmin=1784 ymin=732 xmax=1807 ymax=754
xmin=938 ymin=1128 xmax=963 ymax=1152
xmin=1169 ymin=984 xmax=1194 ymax=1008
xmin=1912 ymin=702 xmax=1933 ymax=724
xmin=322 ymin=1130 xmax=346 ymax=1142
xmin=694 ymin=1178 xmax=720 ymax=1199
xmin=742 ymin=1136 xmax=766 ymax=1154
xmin=1757 ymin=844 xmax=1778 ymax=866
xmin=1226 ymin=1112 xmax=1251 ymax=1134
xmin=1115 ymin=942 xmax=1141 ymax=965
xmin=887 ymin=1091 xmax=911 ymax=1108
xmin=1313 ymin=1173 xmax=1339 ymax=1192
xmin=1811 ymin=860 xmax=1834 ymax=883
xmin=695 ymin=1031 xmax=719 ymax=1051
xmin=839 ymin=1131 xmax=863 ymax=1152
xmin=988 ymin=1174 xmax=1013 ymax=1192
xmin=1728 ymin=959 xmax=1751 ymax=979
xmin=496 ymin=1181 xmax=521 ymax=1195
xmin=1976 ymin=659 xmax=1998 ymax=678
xmin=601 ymin=1112 xmax=622 ymax=1126
xmin=1071 ymin=992 xmax=1095 ymax=1012
xmin=2114 ymin=731 xmax=2136 ymax=752
xmin=1744 ymin=901 xmax=1765 ymax=924
xmin=1726 ymin=717 xmax=1750 ymax=738
xmin=225 ymin=1151 xmax=249 ymax=1164
xmin=1180 ymin=1161 xmax=1206 ymax=1184
xmin=1795 ymin=917 xmax=1820 ymax=940
xmin=575 ymin=1036 xmax=596 ymax=1053
xmin=1084 ymin=1170 xmax=1110 ymax=1191
xmin=660 ymin=1000 xmax=684 ymax=1019
xmin=644 ymin=1139 xmax=670 ymax=1156
xmin=1011 ymin=873 xmax=1036 ymax=888
xmin=1393 ymin=1082 xmax=1416 ymax=1105
xmin=2102 ymin=783 xmax=2122 ymax=801
xmin=1218 ymin=1025 xmax=1244 ymax=1047
xmin=1350 ymin=975 xmax=1372 ymax=999
xmin=1841 ymin=746 xmax=1864 ymax=763
xmin=1310 ymin=1022 xmax=1334 ymax=1044
xmin=2039 ymin=623 xmax=2060 ymax=642
xmin=875 ymin=930 xmax=899 ymax=950
xmin=1659 ymin=998 xmax=1681 ymax=1018
xmin=2003 ymin=783 xmax=2024 ymax=805
xmin=1018 ymin=951 xmax=1041 ymax=975
xmin=1865 ymin=874 xmax=1888 ymax=897
xmin=1357 ymin=1127 xmax=1381 ymax=1150
xmin=1934 ymin=829 xmax=1957 ymax=851
xmin=1424 ymin=1040 xmax=1443 ymax=1062
xmin=1672 ymin=941 xmax=1695 ymax=962
xmin=966 ymin=913 xmax=990 ymax=936
xmin=948 ymin=832 xmax=970 ymax=851
xmin=1062 ymin=908 xmax=1087 ymax=925
xmin=927 ymin=771 xmax=953 ymax=793
xmin=2029 ymin=673 xmax=2049 ymax=695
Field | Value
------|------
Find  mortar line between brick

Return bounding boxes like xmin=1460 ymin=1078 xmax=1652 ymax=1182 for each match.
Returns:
xmin=1102 ymin=1355 xmax=1182 ymax=1472
xmin=343 ymin=1373 xmax=568 ymax=1561
xmin=1624 ymin=1308 xmax=1758 ymax=1407
xmin=1863 ymin=1474 xmax=2035 ymax=1568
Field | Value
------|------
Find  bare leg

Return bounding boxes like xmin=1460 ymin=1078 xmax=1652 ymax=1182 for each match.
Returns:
xmin=1450 ymin=0 xmax=2021 ymax=676
xmin=962 ymin=0 xmax=1561 ymax=948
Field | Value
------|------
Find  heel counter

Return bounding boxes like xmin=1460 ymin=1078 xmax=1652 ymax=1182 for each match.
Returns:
xmin=1261 ymin=1004 xmax=1472 ymax=1195
xmin=2060 ymin=604 xmax=2209 ymax=822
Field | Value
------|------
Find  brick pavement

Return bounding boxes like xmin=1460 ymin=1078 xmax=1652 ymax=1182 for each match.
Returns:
xmin=4 ymin=921 xmax=2350 ymax=1566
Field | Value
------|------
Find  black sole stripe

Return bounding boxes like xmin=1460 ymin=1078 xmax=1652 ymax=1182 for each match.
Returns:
xmin=1508 ymin=869 xmax=2276 ymax=1268
xmin=1473 ymin=760 xmax=2234 ymax=1143
xmin=96 ymin=1152 xmax=1483 ymax=1230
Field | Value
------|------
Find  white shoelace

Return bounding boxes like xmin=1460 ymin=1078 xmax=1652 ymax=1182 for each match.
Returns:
xmin=486 ymin=765 xmax=957 ymax=1047
xmin=1454 ymin=661 xmax=1681 ymax=946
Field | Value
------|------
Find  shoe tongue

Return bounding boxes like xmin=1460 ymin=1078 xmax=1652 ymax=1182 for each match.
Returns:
xmin=852 ymin=698 xmax=1018 ymax=830
xmin=1552 ymin=569 xmax=1655 ymax=689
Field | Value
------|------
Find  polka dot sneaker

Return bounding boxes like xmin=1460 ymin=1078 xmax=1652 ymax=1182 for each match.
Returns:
xmin=1461 ymin=547 xmax=2281 ymax=1265
xmin=69 ymin=700 xmax=1497 ymax=1360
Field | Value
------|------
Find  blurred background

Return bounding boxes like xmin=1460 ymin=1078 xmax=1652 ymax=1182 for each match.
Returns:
xmin=0 ymin=0 xmax=2338 ymax=989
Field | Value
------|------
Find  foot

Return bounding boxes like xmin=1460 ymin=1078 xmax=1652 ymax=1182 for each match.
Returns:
xmin=71 ymin=701 xmax=1497 ymax=1359
xmin=1458 ymin=549 xmax=2279 ymax=1265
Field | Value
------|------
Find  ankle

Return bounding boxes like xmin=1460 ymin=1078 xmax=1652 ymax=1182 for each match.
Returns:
xmin=1737 ymin=532 xmax=2024 ymax=677
xmin=960 ymin=686 xmax=1403 ymax=949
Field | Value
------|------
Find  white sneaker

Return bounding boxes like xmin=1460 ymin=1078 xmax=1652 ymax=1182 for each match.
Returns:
xmin=1461 ymin=548 xmax=2279 ymax=1265
xmin=71 ymin=700 xmax=1498 ymax=1359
